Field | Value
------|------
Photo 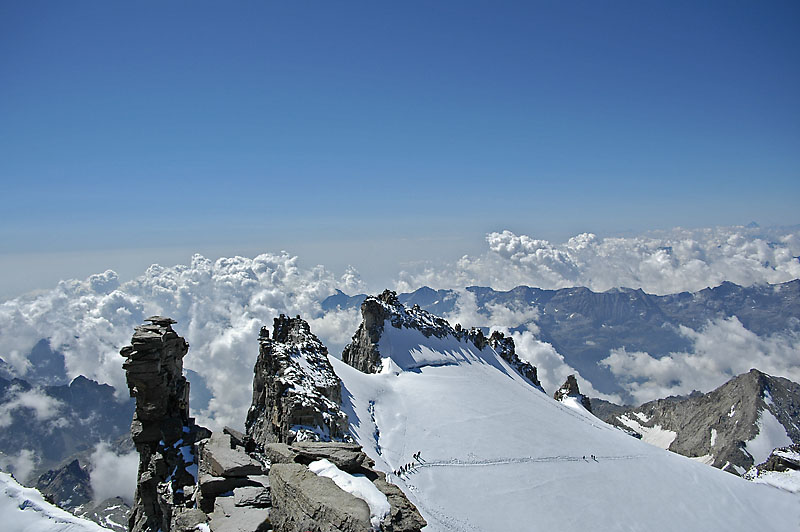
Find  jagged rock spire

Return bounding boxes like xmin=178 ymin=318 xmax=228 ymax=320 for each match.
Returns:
xmin=245 ymin=314 xmax=350 ymax=447
xmin=121 ymin=317 xmax=209 ymax=532
xmin=554 ymin=374 xmax=592 ymax=412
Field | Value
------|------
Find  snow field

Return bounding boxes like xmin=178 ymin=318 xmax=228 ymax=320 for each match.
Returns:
xmin=331 ymin=323 xmax=800 ymax=532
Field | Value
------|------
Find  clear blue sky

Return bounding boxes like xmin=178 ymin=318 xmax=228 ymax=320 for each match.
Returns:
xmin=1 ymin=1 xmax=798 ymax=296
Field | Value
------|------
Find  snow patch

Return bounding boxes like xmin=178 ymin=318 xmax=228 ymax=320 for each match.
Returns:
xmin=690 ymin=455 xmax=715 ymax=465
xmin=745 ymin=409 xmax=793 ymax=465
xmin=308 ymin=459 xmax=389 ymax=529
xmin=1 ymin=471 xmax=110 ymax=531
xmin=710 ymin=428 xmax=717 ymax=447
xmin=617 ymin=415 xmax=677 ymax=449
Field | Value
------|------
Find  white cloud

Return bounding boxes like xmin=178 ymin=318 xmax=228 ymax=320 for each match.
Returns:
xmin=0 ymin=449 xmax=38 ymax=484
xmin=88 ymin=442 xmax=138 ymax=504
xmin=600 ymin=317 xmax=800 ymax=404
xmin=0 ymin=252 xmax=364 ymax=429
xmin=512 ymin=331 xmax=621 ymax=403
xmin=442 ymin=290 xmax=615 ymax=401
xmin=0 ymin=386 xmax=64 ymax=428
xmin=396 ymin=225 xmax=800 ymax=295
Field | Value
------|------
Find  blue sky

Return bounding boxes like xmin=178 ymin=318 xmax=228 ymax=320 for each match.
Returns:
xmin=1 ymin=1 xmax=798 ymax=297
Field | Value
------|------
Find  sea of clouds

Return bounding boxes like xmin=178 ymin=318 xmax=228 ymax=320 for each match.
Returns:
xmin=398 ymin=225 xmax=800 ymax=295
xmin=0 ymin=224 xmax=798 ymax=432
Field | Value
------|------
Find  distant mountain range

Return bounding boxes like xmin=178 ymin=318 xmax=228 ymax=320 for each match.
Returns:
xmin=324 ymin=280 xmax=800 ymax=400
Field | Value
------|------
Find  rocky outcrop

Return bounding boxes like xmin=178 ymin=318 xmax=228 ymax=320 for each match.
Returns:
xmin=265 ymin=441 xmax=426 ymax=532
xmin=746 ymin=444 xmax=800 ymax=477
xmin=600 ymin=369 xmax=800 ymax=475
xmin=120 ymin=316 xmax=210 ymax=532
xmin=36 ymin=459 xmax=92 ymax=510
xmin=553 ymin=375 xmax=592 ymax=412
xmin=488 ymin=330 xmax=544 ymax=390
xmin=245 ymin=315 xmax=350 ymax=447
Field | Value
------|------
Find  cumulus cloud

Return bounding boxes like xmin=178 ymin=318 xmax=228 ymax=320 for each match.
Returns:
xmin=0 ymin=386 xmax=64 ymax=428
xmin=396 ymin=225 xmax=800 ymax=295
xmin=440 ymin=290 xmax=617 ymax=401
xmin=0 ymin=449 xmax=38 ymax=484
xmin=600 ymin=317 xmax=800 ymax=404
xmin=89 ymin=442 xmax=138 ymax=504
xmin=0 ymin=253 xmax=364 ymax=429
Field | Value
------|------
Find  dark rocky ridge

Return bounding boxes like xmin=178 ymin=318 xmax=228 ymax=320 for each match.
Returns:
xmin=246 ymin=315 xmax=349 ymax=447
xmin=342 ymin=290 xmax=542 ymax=390
xmin=553 ymin=375 xmax=592 ymax=412
xmin=600 ymin=369 xmax=800 ymax=474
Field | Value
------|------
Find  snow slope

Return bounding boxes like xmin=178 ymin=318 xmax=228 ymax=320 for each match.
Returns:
xmin=1 ymin=472 xmax=110 ymax=532
xmin=331 ymin=324 xmax=800 ymax=532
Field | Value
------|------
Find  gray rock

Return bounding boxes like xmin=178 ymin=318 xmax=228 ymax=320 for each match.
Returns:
xmin=373 ymin=475 xmax=427 ymax=532
xmin=170 ymin=508 xmax=209 ymax=532
xmin=200 ymin=432 xmax=264 ymax=477
xmin=291 ymin=441 xmax=371 ymax=473
xmin=269 ymin=463 xmax=372 ymax=532
xmin=264 ymin=442 xmax=298 ymax=465
xmin=234 ymin=486 xmax=271 ymax=508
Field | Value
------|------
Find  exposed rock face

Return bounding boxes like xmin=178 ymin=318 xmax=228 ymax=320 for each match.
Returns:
xmin=245 ymin=315 xmax=349 ymax=447
xmin=120 ymin=316 xmax=210 ymax=532
xmin=746 ymin=444 xmax=800 ymax=477
xmin=265 ymin=441 xmax=426 ymax=532
xmin=342 ymin=290 xmax=543 ymax=391
xmin=36 ymin=459 xmax=92 ymax=510
xmin=488 ymin=330 xmax=544 ymax=390
xmin=600 ymin=369 xmax=800 ymax=475
xmin=553 ymin=375 xmax=592 ymax=412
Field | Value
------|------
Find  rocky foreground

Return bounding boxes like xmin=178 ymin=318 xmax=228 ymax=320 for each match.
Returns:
xmin=122 ymin=314 xmax=425 ymax=532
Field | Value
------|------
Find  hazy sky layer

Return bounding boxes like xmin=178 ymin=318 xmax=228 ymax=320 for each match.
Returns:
xmin=1 ymin=1 xmax=798 ymax=298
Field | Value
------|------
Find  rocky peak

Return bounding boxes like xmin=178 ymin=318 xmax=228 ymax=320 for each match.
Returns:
xmin=245 ymin=314 xmax=350 ymax=447
xmin=488 ymin=331 xmax=544 ymax=390
xmin=554 ymin=375 xmax=592 ymax=412
xmin=600 ymin=368 xmax=800 ymax=475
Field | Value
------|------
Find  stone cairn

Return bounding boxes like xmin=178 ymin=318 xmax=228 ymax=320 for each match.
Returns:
xmin=121 ymin=316 xmax=209 ymax=532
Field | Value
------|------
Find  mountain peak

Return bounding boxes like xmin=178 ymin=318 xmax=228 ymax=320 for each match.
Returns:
xmin=553 ymin=375 xmax=592 ymax=412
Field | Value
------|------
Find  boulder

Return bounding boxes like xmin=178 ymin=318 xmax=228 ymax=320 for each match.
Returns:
xmin=269 ymin=463 xmax=372 ymax=532
xmin=200 ymin=432 xmax=264 ymax=477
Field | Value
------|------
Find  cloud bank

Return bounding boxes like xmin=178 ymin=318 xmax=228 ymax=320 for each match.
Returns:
xmin=601 ymin=317 xmax=800 ymax=403
xmin=0 ymin=225 xmax=798 ymax=427
xmin=397 ymin=225 xmax=800 ymax=295
xmin=0 ymin=253 xmax=364 ymax=429
xmin=89 ymin=442 xmax=138 ymax=505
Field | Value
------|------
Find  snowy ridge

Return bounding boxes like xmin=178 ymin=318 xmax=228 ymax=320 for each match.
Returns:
xmin=333 ymin=310 xmax=800 ymax=531
xmin=1 ymin=472 xmax=110 ymax=532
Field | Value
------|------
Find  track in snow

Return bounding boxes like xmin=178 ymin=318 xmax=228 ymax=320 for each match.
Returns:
xmin=413 ymin=453 xmax=646 ymax=470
